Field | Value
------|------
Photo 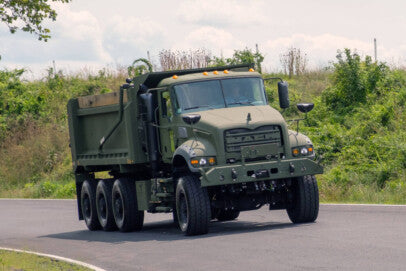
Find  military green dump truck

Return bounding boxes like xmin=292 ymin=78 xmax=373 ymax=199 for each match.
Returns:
xmin=67 ymin=64 xmax=323 ymax=235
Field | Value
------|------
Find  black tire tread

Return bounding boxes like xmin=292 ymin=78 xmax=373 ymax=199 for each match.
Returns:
xmin=81 ymin=180 xmax=101 ymax=231
xmin=287 ymin=175 xmax=319 ymax=223
xmin=112 ymin=178 xmax=144 ymax=232
xmin=177 ymin=175 xmax=211 ymax=235
xmin=96 ymin=180 xmax=116 ymax=231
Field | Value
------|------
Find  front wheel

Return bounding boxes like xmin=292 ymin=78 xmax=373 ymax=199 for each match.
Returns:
xmin=176 ymin=175 xmax=211 ymax=235
xmin=286 ymin=175 xmax=319 ymax=223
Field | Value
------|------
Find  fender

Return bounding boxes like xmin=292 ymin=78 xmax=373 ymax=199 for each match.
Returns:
xmin=172 ymin=138 xmax=217 ymax=173
xmin=288 ymin=130 xmax=313 ymax=148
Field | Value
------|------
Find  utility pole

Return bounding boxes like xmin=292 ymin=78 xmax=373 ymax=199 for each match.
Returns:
xmin=374 ymin=38 xmax=377 ymax=62
xmin=255 ymin=43 xmax=262 ymax=73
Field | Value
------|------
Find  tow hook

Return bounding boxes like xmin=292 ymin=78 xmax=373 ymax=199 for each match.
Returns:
xmin=231 ymin=168 xmax=238 ymax=180
xmin=289 ymin=163 xmax=295 ymax=174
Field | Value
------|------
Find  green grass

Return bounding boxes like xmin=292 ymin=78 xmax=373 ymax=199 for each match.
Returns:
xmin=0 ymin=249 xmax=92 ymax=271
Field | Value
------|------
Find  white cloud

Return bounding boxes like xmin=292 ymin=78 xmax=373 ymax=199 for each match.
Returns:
xmin=177 ymin=0 xmax=267 ymax=26
xmin=172 ymin=26 xmax=244 ymax=57
xmin=262 ymin=34 xmax=406 ymax=71
xmin=102 ymin=15 xmax=164 ymax=63
xmin=52 ymin=3 xmax=112 ymax=62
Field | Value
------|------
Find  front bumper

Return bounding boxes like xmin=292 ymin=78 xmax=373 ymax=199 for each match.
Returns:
xmin=199 ymin=158 xmax=323 ymax=187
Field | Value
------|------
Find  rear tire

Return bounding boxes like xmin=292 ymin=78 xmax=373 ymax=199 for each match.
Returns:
xmin=216 ymin=209 xmax=240 ymax=221
xmin=96 ymin=180 xmax=117 ymax=231
xmin=286 ymin=175 xmax=319 ymax=223
xmin=112 ymin=178 xmax=144 ymax=232
xmin=81 ymin=180 xmax=101 ymax=231
xmin=176 ymin=175 xmax=211 ymax=235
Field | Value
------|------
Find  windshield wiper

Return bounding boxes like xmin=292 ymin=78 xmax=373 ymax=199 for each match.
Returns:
xmin=227 ymin=101 xmax=255 ymax=106
xmin=183 ymin=105 xmax=212 ymax=110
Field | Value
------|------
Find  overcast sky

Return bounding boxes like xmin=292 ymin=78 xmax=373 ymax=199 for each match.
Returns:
xmin=1 ymin=0 xmax=405 ymax=78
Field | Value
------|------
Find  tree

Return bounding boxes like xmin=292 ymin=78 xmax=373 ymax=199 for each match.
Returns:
xmin=159 ymin=49 xmax=211 ymax=71
xmin=323 ymin=48 xmax=388 ymax=112
xmin=280 ymin=47 xmax=308 ymax=78
xmin=128 ymin=58 xmax=153 ymax=77
xmin=210 ymin=47 xmax=264 ymax=73
xmin=0 ymin=0 xmax=70 ymax=41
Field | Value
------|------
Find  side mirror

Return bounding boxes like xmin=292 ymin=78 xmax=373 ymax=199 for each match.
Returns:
xmin=182 ymin=114 xmax=201 ymax=125
xmin=278 ymin=81 xmax=290 ymax=109
xmin=297 ymin=103 xmax=314 ymax=113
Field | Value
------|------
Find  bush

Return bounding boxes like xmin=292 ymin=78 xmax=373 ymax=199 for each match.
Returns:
xmin=323 ymin=49 xmax=388 ymax=113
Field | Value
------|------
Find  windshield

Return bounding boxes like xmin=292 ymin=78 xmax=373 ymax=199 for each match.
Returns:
xmin=173 ymin=77 xmax=266 ymax=114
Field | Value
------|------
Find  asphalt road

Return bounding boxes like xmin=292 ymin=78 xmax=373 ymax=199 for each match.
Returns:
xmin=0 ymin=199 xmax=405 ymax=271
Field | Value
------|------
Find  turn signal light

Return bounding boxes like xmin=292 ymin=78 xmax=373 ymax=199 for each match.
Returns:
xmin=308 ymin=147 xmax=313 ymax=153
xmin=191 ymin=159 xmax=199 ymax=166
xmin=249 ymin=68 xmax=255 ymax=72
xmin=292 ymin=148 xmax=299 ymax=156
xmin=208 ymin=157 xmax=216 ymax=165
xmin=203 ymin=72 xmax=208 ymax=76
xmin=223 ymin=70 xmax=229 ymax=74
xmin=172 ymin=75 xmax=178 ymax=79
xmin=213 ymin=70 xmax=219 ymax=75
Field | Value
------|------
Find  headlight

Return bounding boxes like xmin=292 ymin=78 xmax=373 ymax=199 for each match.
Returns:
xmin=199 ymin=158 xmax=207 ymax=166
xmin=292 ymin=145 xmax=314 ymax=157
xmin=300 ymin=147 xmax=308 ymax=155
xmin=191 ymin=157 xmax=216 ymax=167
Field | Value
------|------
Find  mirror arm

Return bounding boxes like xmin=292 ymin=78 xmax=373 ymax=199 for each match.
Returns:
xmin=263 ymin=77 xmax=284 ymax=82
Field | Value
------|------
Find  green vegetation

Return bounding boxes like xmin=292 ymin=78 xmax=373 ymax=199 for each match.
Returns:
xmin=0 ymin=0 xmax=71 ymax=41
xmin=0 ymin=249 xmax=92 ymax=271
xmin=266 ymin=49 xmax=406 ymax=203
xmin=0 ymin=68 xmax=126 ymax=198
xmin=0 ymin=48 xmax=405 ymax=203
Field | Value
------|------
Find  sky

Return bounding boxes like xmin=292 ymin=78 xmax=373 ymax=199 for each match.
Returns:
xmin=0 ymin=0 xmax=405 ymax=79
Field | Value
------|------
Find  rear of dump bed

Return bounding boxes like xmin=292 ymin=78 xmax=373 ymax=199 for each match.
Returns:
xmin=67 ymin=87 xmax=148 ymax=173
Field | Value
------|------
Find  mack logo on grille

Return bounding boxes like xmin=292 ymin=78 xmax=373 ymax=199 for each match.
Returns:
xmin=224 ymin=125 xmax=282 ymax=152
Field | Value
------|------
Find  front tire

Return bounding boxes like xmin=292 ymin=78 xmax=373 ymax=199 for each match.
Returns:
xmin=176 ymin=175 xmax=211 ymax=235
xmin=81 ymin=180 xmax=101 ymax=231
xmin=286 ymin=175 xmax=319 ymax=223
xmin=112 ymin=178 xmax=144 ymax=232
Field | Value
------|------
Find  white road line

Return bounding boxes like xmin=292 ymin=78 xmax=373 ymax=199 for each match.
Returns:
xmin=322 ymin=203 xmax=406 ymax=207
xmin=0 ymin=247 xmax=106 ymax=271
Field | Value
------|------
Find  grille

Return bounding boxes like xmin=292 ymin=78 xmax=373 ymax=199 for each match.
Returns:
xmin=224 ymin=125 xmax=283 ymax=152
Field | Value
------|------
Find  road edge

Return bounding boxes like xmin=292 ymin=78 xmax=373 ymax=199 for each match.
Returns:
xmin=0 ymin=247 xmax=106 ymax=271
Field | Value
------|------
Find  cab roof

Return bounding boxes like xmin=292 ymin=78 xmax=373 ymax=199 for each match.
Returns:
xmin=158 ymin=70 xmax=262 ymax=87
xmin=132 ymin=64 xmax=256 ymax=91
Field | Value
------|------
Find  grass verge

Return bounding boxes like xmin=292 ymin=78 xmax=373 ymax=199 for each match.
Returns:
xmin=0 ymin=249 xmax=93 ymax=271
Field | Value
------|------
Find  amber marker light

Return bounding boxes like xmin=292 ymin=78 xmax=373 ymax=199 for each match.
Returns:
xmin=223 ymin=70 xmax=229 ymax=74
xmin=208 ymin=157 xmax=216 ymax=165
xmin=249 ymin=68 xmax=255 ymax=72
xmin=172 ymin=75 xmax=178 ymax=79
xmin=191 ymin=159 xmax=199 ymax=166
xmin=292 ymin=148 xmax=299 ymax=156
xmin=213 ymin=70 xmax=219 ymax=75
xmin=308 ymin=147 xmax=313 ymax=153
xmin=203 ymin=72 xmax=208 ymax=76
